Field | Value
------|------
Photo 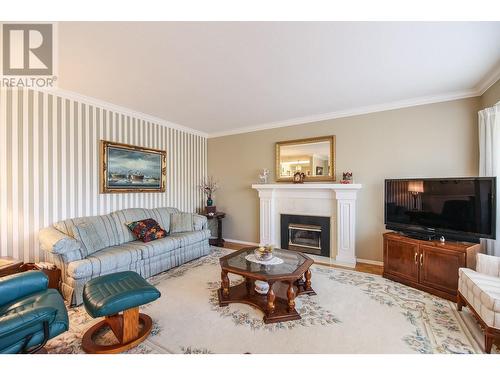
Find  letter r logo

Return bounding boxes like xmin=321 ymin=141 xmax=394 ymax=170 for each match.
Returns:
xmin=2 ymin=24 xmax=53 ymax=75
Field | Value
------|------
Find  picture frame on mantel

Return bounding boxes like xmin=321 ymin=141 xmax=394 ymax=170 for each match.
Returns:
xmin=275 ymin=135 xmax=336 ymax=182
xmin=100 ymin=140 xmax=167 ymax=193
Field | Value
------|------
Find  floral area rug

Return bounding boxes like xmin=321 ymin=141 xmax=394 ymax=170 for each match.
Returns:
xmin=46 ymin=247 xmax=497 ymax=354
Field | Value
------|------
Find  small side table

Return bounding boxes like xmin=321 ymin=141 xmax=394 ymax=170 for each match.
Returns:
xmin=203 ymin=212 xmax=226 ymax=247
xmin=0 ymin=257 xmax=23 ymax=277
xmin=22 ymin=263 xmax=61 ymax=290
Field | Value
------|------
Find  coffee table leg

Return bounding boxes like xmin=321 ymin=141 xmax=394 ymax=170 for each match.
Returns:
xmin=245 ymin=278 xmax=254 ymax=294
xmin=267 ymin=282 xmax=275 ymax=315
xmin=221 ymin=270 xmax=230 ymax=297
xmin=287 ymin=281 xmax=296 ymax=312
xmin=305 ymin=268 xmax=312 ymax=290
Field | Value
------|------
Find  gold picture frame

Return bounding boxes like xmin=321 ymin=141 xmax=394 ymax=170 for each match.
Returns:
xmin=275 ymin=135 xmax=336 ymax=182
xmin=100 ymin=140 xmax=167 ymax=193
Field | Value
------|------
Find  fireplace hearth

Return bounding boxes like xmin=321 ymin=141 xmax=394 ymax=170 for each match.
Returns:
xmin=281 ymin=214 xmax=330 ymax=257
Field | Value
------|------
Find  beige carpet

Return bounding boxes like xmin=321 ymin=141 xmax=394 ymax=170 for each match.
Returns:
xmin=46 ymin=248 xmax=498 ymax=354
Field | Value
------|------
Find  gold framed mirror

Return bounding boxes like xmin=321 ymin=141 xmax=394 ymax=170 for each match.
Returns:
xmin=275 ymin=136 xmax=336 ymax=182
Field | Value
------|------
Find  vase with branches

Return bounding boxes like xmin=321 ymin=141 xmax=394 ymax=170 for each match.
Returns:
xmin=199 ymin=176 xmax=219 ymax=207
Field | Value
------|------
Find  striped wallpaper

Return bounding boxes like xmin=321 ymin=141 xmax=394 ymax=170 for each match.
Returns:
xmin=0 ymin=87 xmax=207 ymax=262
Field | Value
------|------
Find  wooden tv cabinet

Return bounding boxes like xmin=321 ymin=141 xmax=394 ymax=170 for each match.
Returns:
xmin=383 ymin=232 xmax=482 ymax=301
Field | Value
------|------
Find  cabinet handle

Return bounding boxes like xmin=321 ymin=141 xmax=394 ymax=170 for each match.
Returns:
xmin=414 ymin=252 xmax=418 ymax=264
xmin=420 ymin=253 xmax=423 ymax=267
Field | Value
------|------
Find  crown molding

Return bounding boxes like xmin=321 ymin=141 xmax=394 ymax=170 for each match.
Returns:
xmin=208 ymin=89 xmax=479 ymax=138
xmin=37 ymin=62 xmax=500 ymax=140
xmin=476 ymin=63 xmax=500 ymax=95
xmin=39 ymin=88 xmax=209 ymax=138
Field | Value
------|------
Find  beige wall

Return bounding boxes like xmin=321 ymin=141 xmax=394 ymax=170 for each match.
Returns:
xmin=208 ymin=98 xmax=480 ymax=262
xmin=481 ymin=78 xmax=500 ymax=109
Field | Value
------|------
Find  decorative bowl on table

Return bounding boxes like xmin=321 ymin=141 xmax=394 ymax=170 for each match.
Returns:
xmin=254 ymin=245 xmax=274 ymax=261
xmin=254 ymin=280 xmax=270 ymax=295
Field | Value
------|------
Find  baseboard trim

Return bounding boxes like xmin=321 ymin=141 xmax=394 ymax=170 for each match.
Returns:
xmin=308 ymin=254 xmax=355 ymax=269
xmin=224 ymin=238 xmax=259 ymax=246
xmin=224 ymin=238 xmax=384 ymax=267
xmin=357 ymin=258 xmax=384 ymax=266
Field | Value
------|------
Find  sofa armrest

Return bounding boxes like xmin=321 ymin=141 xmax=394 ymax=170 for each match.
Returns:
xmin=476 ymin=253 xmax=500 ymax=277
xmin=39 ymin=227 xmax=81 ymax=255
xmin=0 ymin=271 xmax=48 ymax=306
xmin=193 ymin=214 xmax=208 ymax=231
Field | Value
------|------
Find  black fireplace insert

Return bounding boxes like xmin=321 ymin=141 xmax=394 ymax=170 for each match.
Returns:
xmin=280 ymin=214 xmax=330 ymax=257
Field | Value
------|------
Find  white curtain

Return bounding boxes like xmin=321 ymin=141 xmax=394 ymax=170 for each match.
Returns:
xmin=479 ymin=102 xmax=500 ymax=256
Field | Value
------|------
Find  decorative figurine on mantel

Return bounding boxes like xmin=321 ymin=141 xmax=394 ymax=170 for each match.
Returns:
xmin=340 ymin=171 xmax=353 ymax=184
xmin=293 ymin=171 xmax=306 ymax=183
xmin=258 ymin=168 xmax=270 ymax=184
xmin=199 ymin=176 xmax=219 ymax=214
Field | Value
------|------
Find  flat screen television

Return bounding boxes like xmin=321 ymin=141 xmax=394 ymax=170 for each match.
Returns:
xmin=384 ymin=177 xmax=496 ymax=242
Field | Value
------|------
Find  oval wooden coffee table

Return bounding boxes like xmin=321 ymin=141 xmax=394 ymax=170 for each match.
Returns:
xmin=218 ymin=246 xmax=315 ymax=324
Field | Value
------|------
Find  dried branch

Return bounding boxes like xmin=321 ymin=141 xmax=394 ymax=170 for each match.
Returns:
xmin=199 ymin=176 xmax=219 ymax=198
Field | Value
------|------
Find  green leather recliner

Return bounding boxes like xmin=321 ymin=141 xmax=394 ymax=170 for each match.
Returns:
xmin=0 ymin=271 xmax=69 ymax=353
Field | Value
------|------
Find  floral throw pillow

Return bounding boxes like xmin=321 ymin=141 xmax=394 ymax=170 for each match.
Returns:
xmin=126 ymin=218 xmax=167 ymax=243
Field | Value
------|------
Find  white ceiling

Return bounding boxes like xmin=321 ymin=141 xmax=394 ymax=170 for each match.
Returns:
xmin=57 ymin=22 xmax=500 ymax=137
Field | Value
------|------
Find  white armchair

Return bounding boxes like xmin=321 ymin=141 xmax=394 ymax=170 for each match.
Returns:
xmin=457 ymin=253 xmax=500 ymax=353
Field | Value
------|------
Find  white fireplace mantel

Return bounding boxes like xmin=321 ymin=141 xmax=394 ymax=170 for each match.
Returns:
xmin=251 ymin=183 xmax=362 ymax=267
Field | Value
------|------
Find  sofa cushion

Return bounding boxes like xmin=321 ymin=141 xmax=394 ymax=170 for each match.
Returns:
xmin=124 ymin=237 xmax=181 ymax=259
xmin=126 ymin=218 xmax=168 ymax=243
xmin=89 ymin=230 xmax=210 ymax=261
xmin=149 ymin=207 xmax=179 ymax=234
xmin=170 ymin=230 xmax=211 ymax=247
xmin=110 ymin=208 xmax=155 ymax=244
xmin=66 ymin=243 xmax=143 ymax=279
xmin=73 ymin=222 xmax=109 ymax=256
xmin=193 ymin=214 xmax=207 ymax=231
xmin=459 ymin=267 xmax=500 ymax=329
xmin=54 ymin=214 xmax=120 ymax=257
xmin=170 ymin=213 xmax=194 ymax=233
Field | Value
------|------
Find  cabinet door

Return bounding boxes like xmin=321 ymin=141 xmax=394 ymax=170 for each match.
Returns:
xmin=419 ymin=245 xmax=465 ymax=295
xmin=384 ymin=239 xmax=419 ymax=282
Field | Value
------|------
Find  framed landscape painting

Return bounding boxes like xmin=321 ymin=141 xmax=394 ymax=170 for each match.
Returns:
xmin=100 ymin=140 xmax=167 ymax=193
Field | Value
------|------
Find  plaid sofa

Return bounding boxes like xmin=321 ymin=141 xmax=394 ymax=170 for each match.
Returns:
xmin=39 ymin=207 xmax=210 ymax=305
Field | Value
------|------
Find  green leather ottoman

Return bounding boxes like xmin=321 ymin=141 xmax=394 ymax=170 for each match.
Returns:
xmin=81 ymin=271 xmax=160 ymax=354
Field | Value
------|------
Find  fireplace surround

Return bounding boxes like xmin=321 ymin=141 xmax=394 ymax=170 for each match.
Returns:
xmin=252 ymin=183 xmax=362 ymax=266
